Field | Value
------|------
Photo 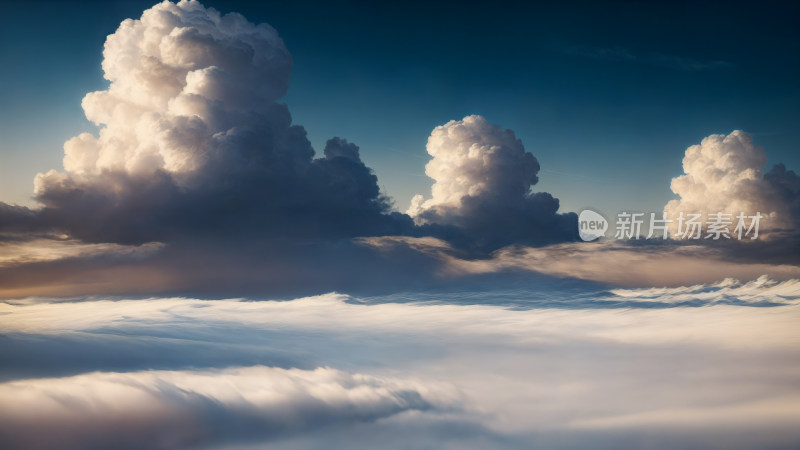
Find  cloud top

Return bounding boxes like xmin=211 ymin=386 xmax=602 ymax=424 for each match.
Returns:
xmin=665 ymin=130 xmax=800 ymax=235
xmin=29 ymin=0 xmax=410 ymax=245
xmin=56 ymin=0 xmax=291 ymax=178
xmin=409 ymin=115 xmax=576 ymax=250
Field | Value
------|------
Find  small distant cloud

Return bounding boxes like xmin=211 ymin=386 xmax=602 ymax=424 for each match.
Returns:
xmin=556 ymin=43 xmax=733 ymax=72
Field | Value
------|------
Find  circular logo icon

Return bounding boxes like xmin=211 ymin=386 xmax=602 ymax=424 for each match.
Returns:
xmin=578 ymin=209 xmax=608 ymax=241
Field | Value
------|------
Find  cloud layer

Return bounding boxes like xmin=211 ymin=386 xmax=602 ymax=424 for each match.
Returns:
xmin=2 ymin=287 xmax=799 ymax=449
xmin=0 ymin=365 xmax=454 ymax=450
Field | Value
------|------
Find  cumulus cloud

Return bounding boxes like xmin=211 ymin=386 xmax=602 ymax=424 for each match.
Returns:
xmin=1 ymin=2 xmax=579 ymax=256
xmin=20 ymin=0 xmax=412 ymax=245
xmin=408 ymin=115 xmax=577 ymax=251
xmin=0 ymin=365 xmax=455 ymax=450
xmin=664 ymin=130 xmax=800 ymax=237
xmin=0 ymin=0 xmax=585 ymax=279
xmin=4 ymin=1 xmax=796 ymax=301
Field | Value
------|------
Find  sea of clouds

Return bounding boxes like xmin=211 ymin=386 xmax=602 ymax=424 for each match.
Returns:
xmin=2 ymin=278 xmax=799 ymax=449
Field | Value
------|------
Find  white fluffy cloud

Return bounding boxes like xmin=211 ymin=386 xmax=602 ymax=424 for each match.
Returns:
xmin=408 ymin=115 xmax=576 ymax=250
xmin=664 ymin=130 xmax=800 ymax=235
xmin=2 ymin=3 xmax=577 ymax=253
xmin=47 ymin=0 xmax=291 ymax=180
xmin=25 ymin=0 xmax=410 ymax=244
xmin=408 ymin=115 xmax=540 ymax=222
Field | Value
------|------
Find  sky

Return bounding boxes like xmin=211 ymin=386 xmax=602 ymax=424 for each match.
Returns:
xmin=1 ymin=0 xmax=798 ymax=215
xmin=0 ymin=1 xmax=799 ymax=449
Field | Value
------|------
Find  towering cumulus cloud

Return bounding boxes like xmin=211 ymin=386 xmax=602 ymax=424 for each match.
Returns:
xmin=408 ymin=115 xmax=577 ymax=251
xmin=0 ymin=1 xmax=586 ymax=297
xmin=664 ymin=131 xmax=800 ymax=237
xmin=29 ymin=0 xmax=410 ymax=244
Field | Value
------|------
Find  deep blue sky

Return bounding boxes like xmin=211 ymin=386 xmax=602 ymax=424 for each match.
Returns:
xmin=1 ymin=0 xmax=798 ymax=215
